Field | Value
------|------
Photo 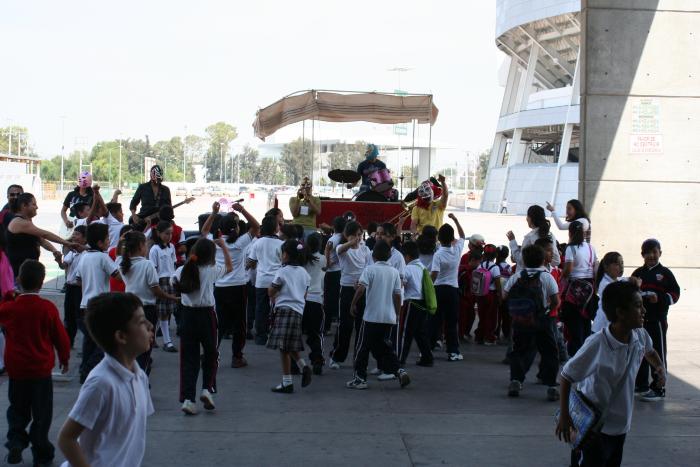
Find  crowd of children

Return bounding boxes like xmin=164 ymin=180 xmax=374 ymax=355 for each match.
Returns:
xmin=0 ymin=187 xmax=682 ymax=467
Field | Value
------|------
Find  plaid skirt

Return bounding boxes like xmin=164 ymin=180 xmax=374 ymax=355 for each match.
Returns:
xmin=157 ymin=277 xmax=177 ymax=320
xmin=266 ymin=307 xmax=304 ymax=352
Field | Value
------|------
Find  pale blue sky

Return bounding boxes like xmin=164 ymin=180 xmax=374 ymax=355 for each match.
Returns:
xmin=1 ymin=0 xmax=504 ymax=158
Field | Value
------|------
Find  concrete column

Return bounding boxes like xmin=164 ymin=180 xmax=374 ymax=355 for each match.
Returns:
xmin=581 ymin=0 xmax=700 ymax=294
xmin=416 ymin=148 xmax=433 ymax=183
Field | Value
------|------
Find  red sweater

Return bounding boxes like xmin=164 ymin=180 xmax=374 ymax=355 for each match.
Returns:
xmin=0 ymin=294 xmax=71 ymax=379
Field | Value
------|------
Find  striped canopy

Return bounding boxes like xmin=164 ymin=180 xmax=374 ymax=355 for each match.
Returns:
xmin=253 ymin=90 xmax=439 ymax=141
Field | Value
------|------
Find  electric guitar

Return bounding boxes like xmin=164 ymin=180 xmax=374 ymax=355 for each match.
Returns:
xmin=130 ymin=197 xmax=195 ymax=226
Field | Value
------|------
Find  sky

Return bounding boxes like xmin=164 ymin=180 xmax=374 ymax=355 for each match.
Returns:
xmin=1 ymin=0 xmax=505 ymax=161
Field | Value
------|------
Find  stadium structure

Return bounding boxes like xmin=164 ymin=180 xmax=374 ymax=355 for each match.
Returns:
xmin=481 ymin=0 xmax=581 ymax=214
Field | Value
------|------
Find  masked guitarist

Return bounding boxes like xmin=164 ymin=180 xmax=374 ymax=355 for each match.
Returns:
xmin=129 ymin=165 xmax=173 ymax=225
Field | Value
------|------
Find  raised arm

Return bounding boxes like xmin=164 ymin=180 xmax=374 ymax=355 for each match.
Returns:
xmin=200 ymin=202 xmax=221 ymax=237
xmin=448 ymin=213 xmax=465 ymax=239
xmin=438 ymin=174 xmax=449 ymax=210
xmin=110 ymin=189 xmax=122 ymax=204
xmin=232 ymin=203 xmax=259 ymax=236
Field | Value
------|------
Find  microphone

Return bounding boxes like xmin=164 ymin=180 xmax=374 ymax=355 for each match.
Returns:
xmin=232 ymin=198 xmax=244 ymax=203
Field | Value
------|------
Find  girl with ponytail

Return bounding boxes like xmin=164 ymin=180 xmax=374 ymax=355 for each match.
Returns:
xmin=149 ymin=220 xmax=178 ymax=351
xmin=506 ymin=204 xmax=561 ymax=271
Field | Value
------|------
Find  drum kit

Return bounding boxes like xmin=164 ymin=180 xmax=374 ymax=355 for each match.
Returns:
xmin=327 ymin=168 xmax=399 ymax=202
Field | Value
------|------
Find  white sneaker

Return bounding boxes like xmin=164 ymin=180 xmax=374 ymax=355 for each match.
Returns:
xmin=52 ymin=371 xmax=73 ymax=383
xmin=377 ymin=372 xmax=396 ymax=381
xmin=181 ymin=399 xmax=197 ymax=415
xmin=369 ymin=367 xmax=382 ymax=376
xmin=329 ymin=360 xmax=341 ymax=370
xmin=200 ymin=389 xmax=215 ymax=410
xmin=447 ymin=353 xmax=464 ymax=362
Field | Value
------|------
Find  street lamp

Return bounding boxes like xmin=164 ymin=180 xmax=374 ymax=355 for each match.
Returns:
xmin=219 ymin=142 xmax=224 ymax=183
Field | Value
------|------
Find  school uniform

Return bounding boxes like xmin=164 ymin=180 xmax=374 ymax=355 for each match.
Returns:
xmin=62 ymin=354 xmax=154 ymax=467
xmin=457 ymin=253 xmax=477 ymax=339
xmin=119 ymin=256 xmax=160 ymax=375
xmin=474 ymin=260 xmax=501 ymax=344
xmin=561 ymin=327 xmax=653 ymax=467
xmin=303 ymin=253 xmax=326 ymax=364
xmin=560 ymin=242 xmax=597 ymax=357
xmin=496 ymin=261 xmax=513 ymax=340
xmin=398 ymin=259 xmax=433 ymax=364
xmin=504 ymin=268 xmax=559 ymax=386
xmin=248 ymin=236 xmax=283 ymax=344
xmin=509 ymin=229 xmax=561 ymax=271
xmin=330 ymin=242 xmax=372 ymax=364
xmin=551 ymin=212 xmax=592 ymax=243
xmin=267 ymin=265 xmax=310 ymax=352
xmin=353 ymin=262 xmax=403 ymax=380
xmin=62 ymin=250 xmax=83 ymax=346
xmin=323 ymin=233 xmax=343 ymax=330
xmin=214 ymin=233 xmax=253 ymax=359
xmin=632 ymin=262 xmax=680 ymax=394
xmin=149 ymin=243 xmax=177 ymax=321
xmin=97 ymin=213 xmax=124 ymax=249
xmin=245 ymin=237 xmax=258 ymax=334
xmin=75 ymin=250 xmax=119 ymax=382
xmin=175 ymin=264 xmax=227 ymax=403
xmin=386 ymin=246 xmax=407 ymax=351
xmin=431 ymin=238 xmax=465 ymax=356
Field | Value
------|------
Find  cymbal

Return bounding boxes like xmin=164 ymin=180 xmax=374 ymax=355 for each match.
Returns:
xmin=328 ymin=169 xmax=361 ymax=184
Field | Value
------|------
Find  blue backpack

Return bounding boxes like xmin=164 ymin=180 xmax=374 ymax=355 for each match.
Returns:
xmin=507 ymin=271 xmax=546 ymax=329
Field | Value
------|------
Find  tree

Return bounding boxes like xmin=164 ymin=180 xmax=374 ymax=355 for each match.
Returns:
xmin=232 ymin=145 xmax=259 ymax=184
xmin=0 ymin=126 xmax=34 ymax=157
xmin=476 ymin=149 xmax=490 ymax=189
xmin=204 ymin=122 xmax=238 ymax=182
xmin=279 ymin=138 xmax=313 ymax=186
xmin=326 ymin=141 xmax=367 ymax=171
xmin=257 ymin=157 xmax=284 ymax=185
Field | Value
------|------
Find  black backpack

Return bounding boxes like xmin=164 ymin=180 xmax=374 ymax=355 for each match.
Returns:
xmin=507 ymin=271 xmax=546 ymax=329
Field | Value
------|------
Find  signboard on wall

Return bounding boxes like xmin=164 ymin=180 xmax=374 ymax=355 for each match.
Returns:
xmin=629 ymin=98 xmax=663 ymax=154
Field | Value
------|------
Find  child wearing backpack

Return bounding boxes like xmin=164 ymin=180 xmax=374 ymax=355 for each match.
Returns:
xmin=504 ymin=244 xmax=560 ymax=401
xmin=473 ymin=244 xmax=502 ymax=345
xmin=398 ymin=241 xmax=435 ymax=366
xmin=458 ymin=248 xmax=482 ymax=342
xmin=495 ymin=245 xmax=512 ymax=343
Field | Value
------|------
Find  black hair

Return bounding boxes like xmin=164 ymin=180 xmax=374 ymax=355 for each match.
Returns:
xmin=641 ymin=238 xmax=661 ymax=255
xmin=306 ymin=232 xmax=323 ymax=255
xmin=74 ymin=203 xmax=90 ymax=217
xmin=482 ymin=244 xmax=498 ymax=262
xmin=85 ymin=292 xmax=144 ymax=355
xmin=366 ymin=221 xmax=378 ymax=235
xmin=372 ymin=240 xmax=391 ymax=262
xmin=73 ymin=224 xmax=87 ymax=237
xmin=294 ymin=224 xmax=304 ymax=241
xmin=18 ymin=259 xmax=45 ymax=291
xmin=280 ymin=239 xmax=308 ymax=266
xmin=596 ymin=251 xmax=623 ymax=289
xmin=568 ymin=220 xmax=585 ymax=246
xmin=342 ymin=210 xmax=356 ymax=222
xmin=260 ymin=215 xmax=278 ymax=236
xmin=496 ymin=245 xmax=509 ymax=263
xmin=534 ymin=237 xmax=553 ymax=249
xmin=220 ymin=214 xmax=240 ymax=244
xmin=527 ymin=205 xmax=551 ymax=239
xmin=6 ymin=184 xmax=22 ymax=195
xmin=602 ymin=281 xmax=640 ymax=324
xmin=159 ymin=205 xmax=174 ymax=222
xmin=86 ymin=222 xmax=109 ymax=250
xmin=116 ymin=224 xmax=134 ymax=255
xmin=566 ymin=199 xmax=589 ymax=222
xmin=470 ymin=249 xmax=483 ymax=262
xmin=380 ymin=222 xmax=397 ymax=238
xmin=178 ymin=238 xmax=217 ymax=294
xmin=343 ymin=220 xmax=362 ymax=240
xmin=106 ymin=202 xmax=122 ymax=216
xmin=522 ymin=244 xmax=545 ymax=269
xmin=417 ymin=225 xmax=438 ymax=255
xmin=9 ymin=192 xmax=34 ymax=213
xmin=265 ymin=207 xmax=282 ymax=218
xmin=332 ymin=216 xmax=347 ymax=234
xmin=402 ymin=241 xmax=419 ymax=260
xmin=120 ymin=231 xmax=146 ymax=274
xmin=280 ymin=223 xmax=298 ymax=241
xmin=438 ymin=223 xmax=455 ymax=245
xmin=152 ymin=220 xmax=173 ymax=249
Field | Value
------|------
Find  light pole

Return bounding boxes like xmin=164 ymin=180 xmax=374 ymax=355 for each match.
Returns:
xmin=219 ymin=143 xmax=224 ymax=183
xmin=60 ymin=116 xmax=66 ymax=191
xmin=118 ymin=136 xmax=122 ymax=189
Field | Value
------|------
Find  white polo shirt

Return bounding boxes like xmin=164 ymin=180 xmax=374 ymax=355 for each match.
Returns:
xmin=565 ymin=243 xmax=597 ymax=279
xmin=479 ymin=260 xmax=501 ymax=291
xmin=304 ymin=253 xmax=326 ymax=304
xmin=248 ymin=236 xmax=283 ymax=288
xmin=149 ymin=243 xmax=177 ymax=280
xmin=120 ymin=256 xmax=159 ymax=305
xmin=561 ymin=327 xmax=653 ymax=435
xmin=431 ymin=238 xmax=465 ymax=287
xmin=272 ymin=265 xmax=310 ymax=314
xmin=174 ymin=264 xmax=226 ymax=307
xmin=63 ymin=250 xmax=84 ymax=285
xmin=76 ymin=250 xmax=119 ymax=309
xmin=404 ymin=259 xmax=425 ymax=301
xmin=388 ymin=247 xmax=406 ymax=283
xmin=326 ymin=233 xmax=343 ymax=273
xmin=337 ymin=243 xmax=373 ymax=287
xmin=504 ymin=267 xmax=559 ymax=309
xmin=359 ymin=262 xmax=402 ymax=324
xmin=214 ymin=233 xmax=254 ymax=287
xmin=61 ymin=354 xmax=154 ymax=467
xmin=98 ymin=213 xmax=124 ymax=249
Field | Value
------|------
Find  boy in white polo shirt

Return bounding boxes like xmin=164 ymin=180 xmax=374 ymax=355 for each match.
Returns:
xmin=346 ymin=242 xmax=410 ymax=390
xmin=58 ymin=292 xmax=154 ymax=467
xmin=556 ymin=281 xmax=666 ymax=467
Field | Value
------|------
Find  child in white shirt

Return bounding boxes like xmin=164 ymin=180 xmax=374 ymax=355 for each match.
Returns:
xmin=398 ymin=241 xmax=433 ymax=366
xmin=59 ymin=225 xmax=87 ymax=347
xmin=58 ymin=292 xmax=154 ymax=467
xmin=329 ymin=221 xmax=372 ymax=369
xmin=149 ymin=220 xmax=178 ymax=351
xmin=174 ymin=237 xmax=232 ymax=415
xmin=303 ymin=233 xmax=326 ymax=375
xmin=268 ymin=240 xmax=312 ymax=393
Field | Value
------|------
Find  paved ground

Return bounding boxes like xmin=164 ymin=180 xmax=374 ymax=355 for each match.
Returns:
xmin=1 ymin=195 xmax=698 ymax=466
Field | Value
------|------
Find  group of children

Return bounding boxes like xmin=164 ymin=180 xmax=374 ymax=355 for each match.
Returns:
xmin=0 ymin=194 xmax=682 ymax=467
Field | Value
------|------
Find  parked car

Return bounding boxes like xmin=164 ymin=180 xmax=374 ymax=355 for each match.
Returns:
xmin=175 ymin=186 xmax=188 ymax=197
xmin=191 ymin=186 xmax=204 ymax=197
xmin=207 ymin=185 xmax=223 ymax=197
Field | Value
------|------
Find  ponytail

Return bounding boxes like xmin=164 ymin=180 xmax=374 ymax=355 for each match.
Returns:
xmin=177 ymin=238 xmax=216 ymax=294
xmin=527 ymin=205 xmax=550 ymax=239
xmin=120 ymin=231 xmax=146 ymax=275
xmin=280 ymin=239 xmax=310 ymax=266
